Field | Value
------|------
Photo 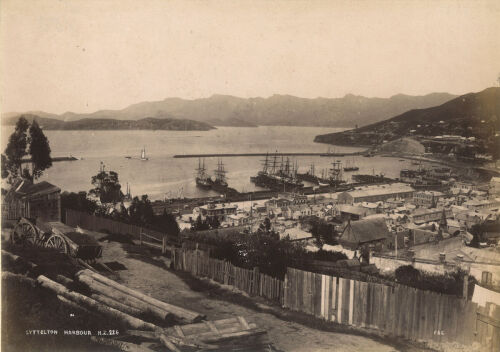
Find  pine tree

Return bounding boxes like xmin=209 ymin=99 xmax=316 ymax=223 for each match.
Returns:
xmin=3 ymin=117 xmax=29 ymax=180
xmin=28 ymin=120 xmax=52 ymax=180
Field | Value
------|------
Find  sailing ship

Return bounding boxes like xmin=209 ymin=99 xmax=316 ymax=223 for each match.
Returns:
xmin=140 ymin=147 xmax=148 ymax=161
xmin=250 ymin=151 xmax=303 ymax=191
xmin=343 ymin=157 xmax=359 ymax=172
xmin=195 ymin=158 xmax=211 ymax=189
xmin=125 ymin=146 xmax=149 ymax=160
xmin=212 ymin=160 xmax=228 ymax=189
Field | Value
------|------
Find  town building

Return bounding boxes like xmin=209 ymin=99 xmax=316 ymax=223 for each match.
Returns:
xmin=337 ymin=183 xmax=414 ymax=205
xmin=196 ymin=202 xmax=237 ymax=222
xmin=413 ymin=191 xmax=444 ymax=207
xmin=339 ymin=218 xmax=391 ymax=251
xmin=2 ymin=179 xmax=61 ymax=222
xmin=411 ymin=207 xmax=452 ymax=225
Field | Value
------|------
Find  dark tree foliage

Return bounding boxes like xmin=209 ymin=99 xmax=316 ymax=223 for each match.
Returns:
xmin=89 ymin=169 xmax=123 ymax=204
xmin=192 ymin=215 xmax=210 ymax=231
xmin=1 ymin=154 xmax=10 ymax=179
xmin=303 ymin=217 xmax=338 ymax=246
xmin=185 ymin=232 xmax=346 ymax=279
xmin=394 ymin=265 xmax=477 ymax=298
xmin=128 ymin=195 xmax=154 ymax=227
xmin=60 ymin=191 xmax=99 ymax=221
xmin=3 ymin=117 xmax=30 ymax=179
xmin=152 ymin=209 xmax=180 ymax=237
xmin=28 ymin=120 xmax=52 ymax=180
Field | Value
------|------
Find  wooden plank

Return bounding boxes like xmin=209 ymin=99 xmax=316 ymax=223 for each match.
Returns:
xmin=348 ymin=280 xmax=354 ymax=326
xmin=330 ymin=276 xmax=336 ymax=322
xmin=337 ymin=277 xmax=343 ymax=324
xmin=315 ymin=272 xmax=322 ymax=318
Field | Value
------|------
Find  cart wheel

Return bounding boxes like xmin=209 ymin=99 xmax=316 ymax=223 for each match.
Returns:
xmin=12 ymin=221 xmax=39 ymax=246
xmin=45 ymin=234 xmax=68 ymax=254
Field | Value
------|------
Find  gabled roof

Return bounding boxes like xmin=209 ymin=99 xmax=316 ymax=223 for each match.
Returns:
xmin=5 ymin=179 xmax=60 ymax=202
xmin=340 ymin=218 xmax=391 ymax=245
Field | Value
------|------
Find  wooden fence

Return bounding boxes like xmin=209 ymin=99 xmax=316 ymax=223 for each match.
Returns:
xmin=172 ymin=248 xmax=282 ymax=302
xmin=172 ymin=249 xmax=499 ymax=351
xmin=284 ymin=267 xmax=500 ymax=352
xmin=65 ymin=209 xmax=179 ymax=245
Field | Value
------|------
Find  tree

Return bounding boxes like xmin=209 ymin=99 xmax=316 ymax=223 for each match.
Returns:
xmin=28 ymin=120 xmax=52 ymax=180
xmin=3 ymin=117 xmax=53 ymax=182
xmin=128 ymin=195 xmax=154 ymax=226
xmin=3 ymin=117 xmax=29 ymax=180
xmin=89 ymin=165 xmax=123 ymax=204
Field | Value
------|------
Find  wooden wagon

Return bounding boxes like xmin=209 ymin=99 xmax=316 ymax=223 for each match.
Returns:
xmin=11 ymin=217 xmax=102 ymax=261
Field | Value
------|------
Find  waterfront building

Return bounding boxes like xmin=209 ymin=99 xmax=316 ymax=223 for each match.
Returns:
xmin=196 ymin=202 xmax=238 ymax=222
xmin=337 ymin=183 xmax=414 ymax=205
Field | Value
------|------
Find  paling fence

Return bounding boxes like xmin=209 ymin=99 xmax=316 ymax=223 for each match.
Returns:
xmin=65 ymin=209 xmax=179 ymax=245
xmin=172 ymin=248 xmax=283 ymax=302
xmin=63 ymin=211 xmax=499 ymax=350
xmin=284 ymin=268 xmax=499 ymax=352
xmin=173 ymin=248 xmax=499 ymax=351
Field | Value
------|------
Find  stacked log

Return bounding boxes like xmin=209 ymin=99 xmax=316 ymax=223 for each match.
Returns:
xmin=76 ymin=273 xmax=174 ymax=321
xmin=37 ymin=275 xmax=157 ymax=331
xmin=76 ymin=269 xmax=205 ymax=323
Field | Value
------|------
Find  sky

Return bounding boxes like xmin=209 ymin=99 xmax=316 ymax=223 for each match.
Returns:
xmin=1 ymin=0 xmax=499 ymax=115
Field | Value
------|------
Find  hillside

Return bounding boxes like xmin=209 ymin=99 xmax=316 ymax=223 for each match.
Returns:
xmin=3 ymin=92 xmax=455 ymax=128
xmin=314 ymin=87 xmax=500 ymax=147
xmin=1 ymin=114 xmax=215 ymax=131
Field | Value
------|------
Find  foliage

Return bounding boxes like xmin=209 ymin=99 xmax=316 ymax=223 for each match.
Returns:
xmin=60 ymin=191 xmax=99 ymax=221
xmin=28 ymin=120 xmax=52 ymax=180
xmin=184 ymin=231 xmax=348 ymax=279
xmin=303 ymin=216 xmax=338 ymax=246
xmin=152 ymin=209 xmax=180 ymax=237
xmin=89 ymin=168 xmax=123 ymax=204
xmin=394 ymin=265 xmax=477 ymax=298
xmin=3 ymin=117 xmax=30 ymax=180
xmin=3 ymin=117 xmax=53 ymax=182
xmin=128 ymin=195 xmax=154 ymax=226
xmin=191 ymin=215 xmax=221 ymax=231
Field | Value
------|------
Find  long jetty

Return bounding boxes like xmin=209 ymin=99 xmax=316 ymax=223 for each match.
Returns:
xmin=174 ymin=152 xmax=364 ymax=158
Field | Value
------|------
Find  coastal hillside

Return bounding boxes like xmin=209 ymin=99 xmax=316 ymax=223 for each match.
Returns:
xmin=314 ymin=87 xmax=500 ymax=146
xmin=3 ymin=92 xmax=455 ymax=128
xmin=1 ymin=114 xmax=215 ymax=131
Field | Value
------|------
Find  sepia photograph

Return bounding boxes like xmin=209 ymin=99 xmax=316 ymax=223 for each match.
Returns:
xmin=1 ymin=0 xmax=499 ymax=351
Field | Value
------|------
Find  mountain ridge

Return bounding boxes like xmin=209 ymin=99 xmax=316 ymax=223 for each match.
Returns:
xmin=3 ymin=92 xmax=457 ymax=128
xmin=314 ymin=87 xmax=500 ymax=148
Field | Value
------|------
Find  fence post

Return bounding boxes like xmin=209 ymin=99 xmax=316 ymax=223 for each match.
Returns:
xmin=139 ymin=229 xmax=143 ymax=247
xmin=463 ymin=273 xmax=469 ymax=299
xmin=283 ymin=273 xmax=288 ymax=307
xmin=162 ymin=235 xmax=166 ymax=255
xmin=253 ymin=267 xmax=260 ymax=296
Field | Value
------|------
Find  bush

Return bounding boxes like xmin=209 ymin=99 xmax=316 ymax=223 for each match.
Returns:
xmin=394 ymin=265 xmax=476 ymax=298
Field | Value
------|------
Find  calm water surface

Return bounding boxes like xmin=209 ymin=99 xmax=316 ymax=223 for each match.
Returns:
xmin=1 ymin=126 xmax=416 ymax=200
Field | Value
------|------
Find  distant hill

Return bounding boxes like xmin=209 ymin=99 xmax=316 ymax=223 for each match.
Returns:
xmin=1 ymin=114 xmax=215 ymax=131
xmin=3 ymin=92 xmax=456 ymax=128
xmin=314 ymin=87 xmax=500 ymax=146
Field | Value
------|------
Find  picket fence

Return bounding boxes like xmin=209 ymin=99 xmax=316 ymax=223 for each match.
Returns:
xmin=173 ymin=249 xmax=499 ymax=351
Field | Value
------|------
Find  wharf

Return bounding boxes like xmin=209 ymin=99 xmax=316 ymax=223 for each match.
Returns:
xmin=174 ymin=152 xmax=364 ymax=158
xmin=21 ymin=156 xmax=79 ymax=163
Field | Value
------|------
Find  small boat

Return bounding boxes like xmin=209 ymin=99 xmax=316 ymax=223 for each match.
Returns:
xmin=140 ymin=147 xmax=148 ymax=161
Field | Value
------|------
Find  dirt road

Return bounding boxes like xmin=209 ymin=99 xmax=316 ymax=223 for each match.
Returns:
xmin=100 ymin=238 xmax=403 ymax=352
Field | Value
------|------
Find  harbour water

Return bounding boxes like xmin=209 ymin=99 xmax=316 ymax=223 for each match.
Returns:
xmin=1 ymin=126 xmax=419 ymax=200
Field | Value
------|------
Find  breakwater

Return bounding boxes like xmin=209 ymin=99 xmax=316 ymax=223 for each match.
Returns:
xmin=173 ymin=152 xmax=365 ymax=158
